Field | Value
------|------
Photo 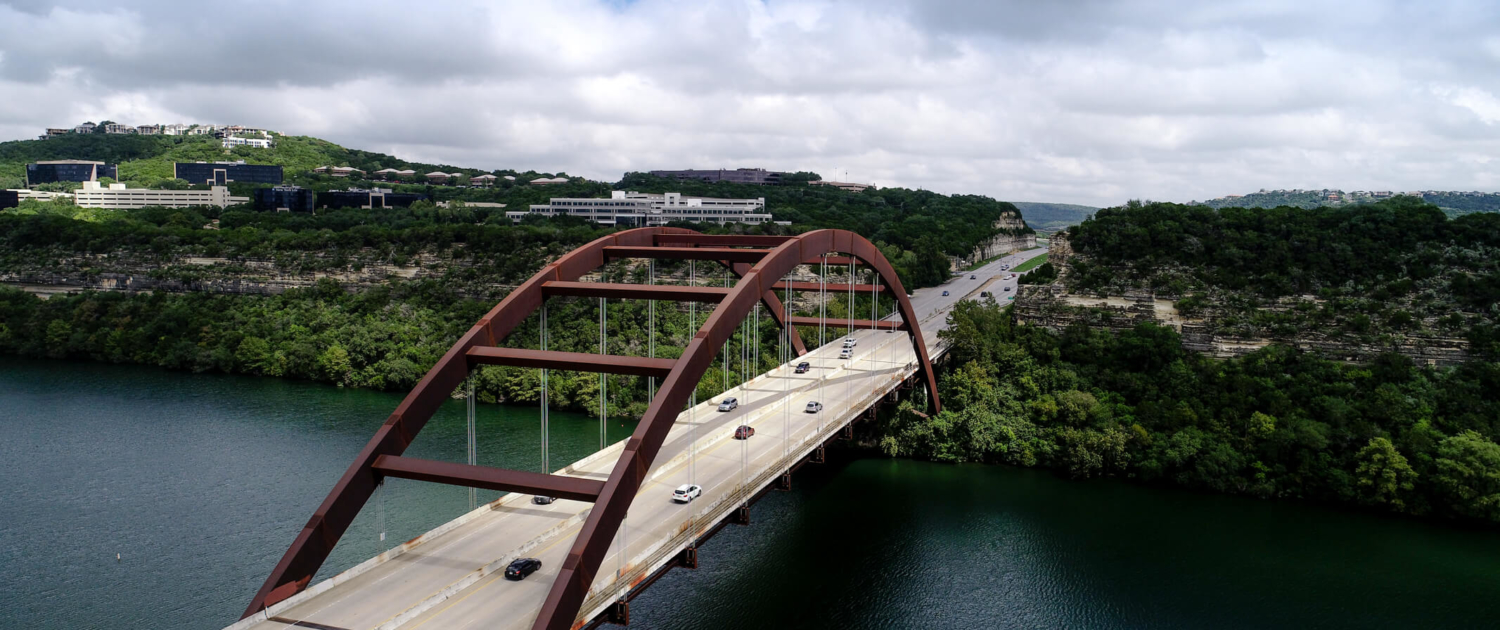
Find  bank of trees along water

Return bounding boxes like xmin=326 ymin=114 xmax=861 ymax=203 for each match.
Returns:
xmin=877 ymin=298 xmax=1500 ymax=525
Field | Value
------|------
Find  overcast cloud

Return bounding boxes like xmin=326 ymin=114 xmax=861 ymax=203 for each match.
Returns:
xmin=2 ymin=0 xmax=1497 ymax=206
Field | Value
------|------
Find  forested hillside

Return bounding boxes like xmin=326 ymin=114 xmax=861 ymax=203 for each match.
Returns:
xmin=1064 ymin=197 xmax=1500 ymax=355
xmin=1008 ymin=201 xmax=1097 ymax=232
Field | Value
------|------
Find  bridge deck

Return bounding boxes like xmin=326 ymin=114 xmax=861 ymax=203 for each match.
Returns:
xmin=228 ymin=249 xmax=1043 ymax=630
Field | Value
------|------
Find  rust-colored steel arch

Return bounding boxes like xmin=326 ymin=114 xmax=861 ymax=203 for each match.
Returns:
xmin=240 ymin=226 xmax=941 ymax=626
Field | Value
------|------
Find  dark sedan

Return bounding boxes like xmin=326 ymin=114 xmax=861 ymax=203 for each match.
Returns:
xmin=505 ymin=557 xmax=542 ymax=580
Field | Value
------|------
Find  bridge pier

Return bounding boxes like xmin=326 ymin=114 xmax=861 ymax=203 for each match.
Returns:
xmin=677 ymin=546 xmax=699 ymax=569
xmin=606 ymin=600 xmax=630 ymax=626
xmin=775 ymin=471 xmax=793 ymax=491
xmin=810 ymin=444 xmax=826 ymax=464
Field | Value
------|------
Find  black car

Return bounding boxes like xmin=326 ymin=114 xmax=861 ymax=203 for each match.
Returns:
xmin=505 ymin=557 xmax=542 ymax=580
xmin=532 ymin=495 xmax=554 ymax=505
xmin=970 ymin=275 xmax=977 ymax=279
xmin=795 ymin=361 xmax=811 ymax=373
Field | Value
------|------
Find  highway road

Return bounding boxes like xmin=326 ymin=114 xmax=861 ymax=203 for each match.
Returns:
xmin=231 ymin=247 xmax=1046 ymax=630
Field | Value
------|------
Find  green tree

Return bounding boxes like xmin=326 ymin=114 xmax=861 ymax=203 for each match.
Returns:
xmin=1354 ymin=437 xmax=1417 ymax=511
xmin=1433 ymin=431 xmax=1500 ymax=521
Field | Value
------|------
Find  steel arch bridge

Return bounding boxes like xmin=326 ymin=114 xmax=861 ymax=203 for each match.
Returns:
xmin=242 ymin=227 xmax=942 ymax=630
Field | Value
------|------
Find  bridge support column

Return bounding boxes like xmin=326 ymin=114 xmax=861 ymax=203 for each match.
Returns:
xmin=775 ymin=471 xmax=792 ymax=491
xmin=733 ymin=505 xmax=751 ymax=525
xmin=677 ymin=546 xmax=698 ymax=569
xmin=811 ymin=445 xmax=826 ymax=464
xmin=841 ymin=424 xmax=854 ymax=441
xmin=606 ymin=600 xmax=630 ymax=625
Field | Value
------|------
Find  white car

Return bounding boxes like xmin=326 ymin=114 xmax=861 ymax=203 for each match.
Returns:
xmin=672 ymin=484 xmax=702 ymax=503
xmin=839 ymin=348 xmax=853 ymax=359
xmin=843 ymin=337 xmax=858 ymax=348
xmin=716 ymin=397 xmax=739 ymax=412
xmin=805 ymin=401 xmax=823 ymax=414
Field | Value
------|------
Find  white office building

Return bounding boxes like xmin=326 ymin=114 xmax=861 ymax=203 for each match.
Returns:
xmin=223 ymin=136 xmax=273 ymax=149
xmin=508 ymin=190 xmax=772 ymax=226
xmin=73 ymin=181 xmax=249 ymax=209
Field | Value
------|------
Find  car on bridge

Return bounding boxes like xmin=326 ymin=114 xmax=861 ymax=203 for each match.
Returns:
xmin=504 ymin=557 xmax=542 ymax=580
xmin=970 ymin=275 xmax=977 ymax=279
xmin=1004 ymin=286 xmax=1011 ymax=292
xmin=717 ymin=398 xmax=739 ymax=412
xmin=942 ymin=290 xmax=949 ymax=296
xmin=734 ymin=425 xmax=755 ymax=439
xmin=531 ymin=495 xmax=554 ymax=505
xmin=839 ymin=348 xmax=853 ymax=359
xmin=795 ymin=361 xmax=811 ymax=373
xmin=672 ymin=484 xmax=703 ymax=503
xmin=843 ymin=337 xmax=858 ymax=347
xmin=805 ymin=401 xmax=823 ymax=413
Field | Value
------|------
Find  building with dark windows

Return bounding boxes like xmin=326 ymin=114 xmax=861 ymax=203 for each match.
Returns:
xmin=254 ymin=186 xmax=316 ymax=213
xmin=26 ymin=160 xmax=118 ymax=185
xmin=508 ymin=190 xmax=771 ymax=227
xmin=648 ymin=168 xmax=789 ymax=185
xmin=0 ymin=190 xmax=19 ymax=210
xmin=316 ymin=188 xmax=428 ymax=210
xmin=174 ymin=161 xmax=284 ymax=186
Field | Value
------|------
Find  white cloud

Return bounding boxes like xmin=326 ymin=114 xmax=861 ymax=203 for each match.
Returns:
xmin=0 ymin=0 xmax=1498 ymax=205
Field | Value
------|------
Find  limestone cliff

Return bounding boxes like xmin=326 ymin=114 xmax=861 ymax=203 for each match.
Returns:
xmin=972 ymin=211 xmax=1036 ymax=261
xmin=1013 ymin=233 xmax=1472 ymax=367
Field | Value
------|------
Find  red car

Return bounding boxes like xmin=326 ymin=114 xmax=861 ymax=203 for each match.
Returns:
xmin=734 ymin=425 xmax=755 ymax=440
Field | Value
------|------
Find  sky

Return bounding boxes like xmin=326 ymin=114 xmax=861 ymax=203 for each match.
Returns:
xmin=1 ymin=0 xmax=1498 ymax=207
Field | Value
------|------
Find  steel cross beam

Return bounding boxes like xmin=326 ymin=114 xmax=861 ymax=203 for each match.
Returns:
xmin=542 ymin=280 xmax=730 ymax=302
xmin=466 ymin=347 xmax=676 ymax=378
xmin=371 ymin=456 xmax=604 ymax=502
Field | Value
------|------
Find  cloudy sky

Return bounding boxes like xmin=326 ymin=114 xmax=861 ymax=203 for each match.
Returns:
xmin=1 ymin=0 xmax=1497 ymax=206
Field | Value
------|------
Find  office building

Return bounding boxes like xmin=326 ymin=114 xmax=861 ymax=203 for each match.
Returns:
xmin=26 ymin=160 xmax=119 ymax=185
xmin=649 ymin=168 xmax=789 ymax=185
xmin=254 ymin=186 xmax=317 ymax=213
xmin=222 ymin=136 xmax=273 ymax=149
xmin=508 ymin=190 xmax=771 ymax=227
xmin=174 ymin=161 xmax=284 ymax=186
xmin=0 ymin=190 xmax=18 ymax=210
xmin=73 ymin=181 xmax=248 ymax=209
xmin=316 ymin=188 xmax=428 ymax=210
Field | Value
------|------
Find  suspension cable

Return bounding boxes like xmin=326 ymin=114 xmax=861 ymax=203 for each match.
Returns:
xmin=467 ymin=376 xmax=476 ymax=511
xmin=599 ymin=296 xmax=606 ymax=450
xmin=541 ymin=302 xmax=549 ymax=475
xmin=648 ymin=259 xmax=655 ymax=404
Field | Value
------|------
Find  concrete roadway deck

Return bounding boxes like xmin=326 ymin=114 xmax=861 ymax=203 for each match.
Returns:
xmin=229 ymin=248 xmax=1046 ymax=630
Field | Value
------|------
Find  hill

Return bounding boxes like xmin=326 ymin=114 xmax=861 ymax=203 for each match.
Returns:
xmin=1195 ymin=189 xmax=1500 ymax=217
xmin=1007 ymin=201 xmax=1097 ymax=232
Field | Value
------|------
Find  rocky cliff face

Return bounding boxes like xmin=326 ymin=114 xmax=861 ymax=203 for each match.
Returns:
xmin=1013 ymin=233 xmax=1472 ymax=367
xmin=973 ymin=211 xmax=1037 ymax=261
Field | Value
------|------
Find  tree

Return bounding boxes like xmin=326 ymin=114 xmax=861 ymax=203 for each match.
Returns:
xmin=1433 ymin=431 xmax=1500 ymax=521
xmin=1354 ymin=437 xmax=1417 ymax=511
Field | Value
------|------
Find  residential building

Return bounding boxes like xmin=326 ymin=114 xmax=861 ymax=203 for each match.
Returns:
xmin=395 ymin=169 xmax=417 ymax=179
xmin=809 ymin=180 xmax=874 ymax=193
xmin=530 ymin=177 xmax=569 ymax=185
xmin=26 ymin=160 xmax=118 ymax=185
xmin=73 ymin=181 xmax=248 ymax=209
xmin=174 ymin=161 xmax=284 ymax=186
xmin=649 ymin=168 xmax=789 ymax=185
xmin=316 ymin=188 xmax=428 ymax=210
xmin=508 ymin=190 xmax=771 ymax=227
xmin=469 ymin=174 xmax=497 ymax=187
xmin=189 ymin=125 xmax=220 ymax=136
xmin=39 ymin=128 xmax=70 ymax=140
xmin=223 ymin=136 xmax=273 ymax=149
xmin=373 ymin=168 xmax=401 ymax=180
xmin=329 ymin=166 xmax=364 ymax=178
xmin=74 ymin=122 xmax=97 ymax=134
xmin=254 ymin=186 xmax=316 ymax=213
xmin=137 ymin=125 xmax=161 ymax=135
xmin=426 ymin=171 xmax=452 ymax=184
xmin=102 ymin=124 xmax=136 ymax=134
xmin=161 ymin=124 xmax=191 ymax=136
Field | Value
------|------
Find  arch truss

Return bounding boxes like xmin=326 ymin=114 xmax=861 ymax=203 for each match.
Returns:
xmin=242 ymin=227 xmax=941 ymax=628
